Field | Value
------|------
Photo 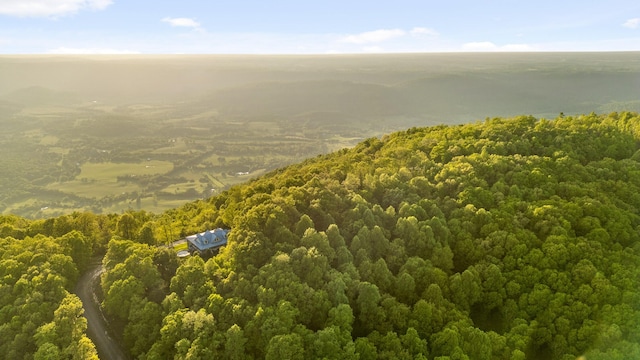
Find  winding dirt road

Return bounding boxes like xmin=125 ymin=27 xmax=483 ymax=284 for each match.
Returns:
xmin=75 ymin=258 xmax=130 ymax=360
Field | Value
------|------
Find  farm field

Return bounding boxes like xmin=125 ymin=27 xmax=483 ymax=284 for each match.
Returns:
xmin=1 ymin=52 xmax=639 ymax=217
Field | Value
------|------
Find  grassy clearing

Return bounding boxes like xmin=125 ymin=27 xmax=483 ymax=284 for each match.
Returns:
xmin=44 ymin=160 xmax=173 ymax=199
xmin=47 ymin=180 xmax=140 ymax=198
xmin=205 ymin=174 xmax=226 ymax=188
xmin=150 ymin=141 xmax=191 ymax=154
xmin=78 ymin=160 xmax=174 ymax=181
xmin=98 ymin=196 xmax=192 ymax=214
xmin=39 ymin=135 xmax=59 ymax=145
xmin=48 ymin=147 xmax=69 ymax=155
xmin=160 ymin=181 xmax=203 ymax=195
xmin=172 ymin=242 xmax=188 ymax=252
xmin=326 ymin=135 xmax=365 ymax=152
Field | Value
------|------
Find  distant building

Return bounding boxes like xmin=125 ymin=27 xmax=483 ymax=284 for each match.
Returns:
xmin=186 ymin=228 xmax=229 ymax=257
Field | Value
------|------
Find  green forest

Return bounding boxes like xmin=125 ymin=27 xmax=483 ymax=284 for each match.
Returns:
xmin=2 ymin=112 xmax=640 ymax=359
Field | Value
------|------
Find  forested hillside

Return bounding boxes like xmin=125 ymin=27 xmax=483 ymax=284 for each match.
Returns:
xmin=2 ymin=112 xmax=640 ymax=359
xmin=0 ymin=216 xmax=102 ymax=359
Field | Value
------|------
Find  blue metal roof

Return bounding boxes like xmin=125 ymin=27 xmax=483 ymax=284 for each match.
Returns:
xmin=186 ymin=228 xmax=229 ymax=252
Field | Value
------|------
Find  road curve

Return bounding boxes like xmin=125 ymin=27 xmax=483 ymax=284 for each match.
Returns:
xmin=75 ymin=258 xmax=130 ymax=360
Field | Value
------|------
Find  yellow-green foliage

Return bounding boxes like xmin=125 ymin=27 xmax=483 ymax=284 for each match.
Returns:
xmin=0 ymin=232 xmax=98 ymax=358
xmin=103 ymin=113 xmax=640 ymax=359
xmin=4 ymin=113 xmax=640 ymax=359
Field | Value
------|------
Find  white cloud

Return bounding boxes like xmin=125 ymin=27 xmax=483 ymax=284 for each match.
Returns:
xmin=0 ymin=0 xmax=112 ymax=18
xmin=162 ymin=17 xmax=201 ymax=28
xmin=623 ymin=18 xmax=640 ymax=29
xmin=48 ymin=47 xmax=140 ymax=54
xmin=341 ymin=29 xmax=406 ymax=44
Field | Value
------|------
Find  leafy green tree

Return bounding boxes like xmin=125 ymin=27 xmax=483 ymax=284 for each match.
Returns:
xmin=124 ymin=298 xmax=163 ymax=357
xmin=33 ymin=343 xmax=62 ymax=360
xmin=104 ymin=275 xmax=144 ymax=317
xmin=354 ymin=282 xmax=384 ymax=335
xmin=401 ymin=327 xmax=429 ymax=358
xmin=116 ymin=212 xmax=137 ymax=240
xmin=137 ymin=221 xmax=157 ymax=245
xmin=295 ymin=214 xmax=315 ymax=237
xmin=53 ymin=215 xmax=74 ymax=237
xmin=449 ymin=268 xmax=481 ymax=311
xmin=380 ymin=295 xmax=410 ymax=333
xmin=354 ymin=337 xmax=377 ymax=360
xmin=395 ymin=271 xmax=417 ymax=305
xmin=324 ymin=271 xmax=351 ymax=306
xmin=35 ymin=293 xmax=98 ymax=360
xmin=170 ymin=255 xmax=206 ymax=297
xmin=430 ymin=327 xmax=462 ymax=358
xmin=460 ymin=326 xmax=492 ymax=360
xmin=57 ymin=230 xmax=92 ymax=272
xmin=265 ymin=333 xmax=305 ymax=360
xmin=224 ymin=324 xmax=248 ymax=360
xmin=313 ymin=326 xmax=358 ymax=360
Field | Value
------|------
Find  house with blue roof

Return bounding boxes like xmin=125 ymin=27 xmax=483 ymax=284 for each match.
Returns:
xmin=186 ymin=228 xmax=229 ymax=256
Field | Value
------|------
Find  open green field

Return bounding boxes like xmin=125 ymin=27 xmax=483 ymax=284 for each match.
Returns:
xmin=79 ymin=160 xmax=173 ymax=181
xmin=46 ymin=160 xmax=173 ymax=197
xmin=1 ymin=53 xmax=639 ymax=217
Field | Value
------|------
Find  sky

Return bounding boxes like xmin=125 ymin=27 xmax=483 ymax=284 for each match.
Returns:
xmin=0 ymin=0 xmax=639 ymax=54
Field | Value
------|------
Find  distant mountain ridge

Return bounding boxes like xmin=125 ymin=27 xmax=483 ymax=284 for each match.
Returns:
xmin=1 ymin=53 xmax=639 ymax=120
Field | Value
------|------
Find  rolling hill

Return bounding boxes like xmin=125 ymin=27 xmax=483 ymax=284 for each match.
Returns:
xmin=2 ymin=113 xmax=639 ymax=359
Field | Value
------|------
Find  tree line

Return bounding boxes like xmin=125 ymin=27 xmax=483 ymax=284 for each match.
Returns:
xmin=1 ymin=112 xmax=640 ymax=359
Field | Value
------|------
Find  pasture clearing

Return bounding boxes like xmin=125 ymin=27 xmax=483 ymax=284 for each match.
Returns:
xmin=78 ymin=160 xmax=174 ymax=182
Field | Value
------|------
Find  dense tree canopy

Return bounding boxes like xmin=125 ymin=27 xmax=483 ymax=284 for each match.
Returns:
xmin=0 ymin=216 xmax=99 ymax=359
xmin=3 ymin=112 xmax=640 ymax=359
xmin=100 ymin=112 xmax=640 ymax=359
